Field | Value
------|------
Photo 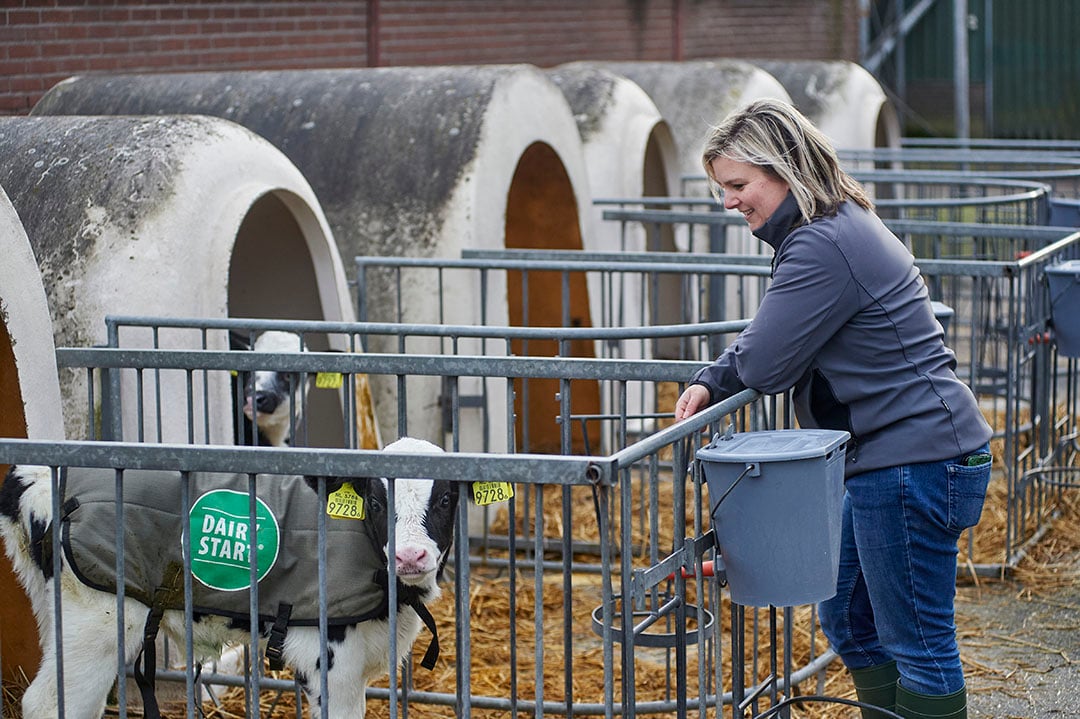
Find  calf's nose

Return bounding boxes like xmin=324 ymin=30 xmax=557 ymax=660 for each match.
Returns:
xmin=395 ymin=546 xmax=430 ymax=575
xmin=254 ymin=391 xmax=282 ymax=414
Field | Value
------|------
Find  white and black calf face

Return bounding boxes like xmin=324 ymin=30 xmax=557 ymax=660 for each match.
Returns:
xmin=235 ymin=330 xmax=308 ymax=447
xmin=242 ymin=369 xmax=301 ymax=423
xmin=365 ymin=477 xmax=459 ymax=585
xmin=307 ymin=475 xmax=460 ymax=588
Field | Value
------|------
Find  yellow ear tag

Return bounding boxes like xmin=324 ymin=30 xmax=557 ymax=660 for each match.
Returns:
xmin=326 ymin=482 xmax=365 ymax=520
xmin=316 ymin=372 xmax=344 ymax=389
xmin=472 ymin=481 xmax=515 ymax=506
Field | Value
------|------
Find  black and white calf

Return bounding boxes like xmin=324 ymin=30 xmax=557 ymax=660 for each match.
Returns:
xmin=235 ymin=330 xmax=310 ymax=447
xmin=0 ymin=437 xmax=463 ymax=719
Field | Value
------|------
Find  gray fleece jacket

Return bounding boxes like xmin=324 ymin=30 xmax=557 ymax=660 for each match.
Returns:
xmin=690 ymin=192 xmax=992 ymax=477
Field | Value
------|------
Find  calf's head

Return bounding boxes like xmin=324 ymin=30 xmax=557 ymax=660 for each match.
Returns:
xmin=238 ymin=330 xmax=308 ymax=446
xmin=307 ymin=437 xmax=462 ymax=590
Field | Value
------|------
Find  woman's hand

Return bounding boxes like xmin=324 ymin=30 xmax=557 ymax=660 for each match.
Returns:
xmin=674 ymin=384 xmax=711 ymax=421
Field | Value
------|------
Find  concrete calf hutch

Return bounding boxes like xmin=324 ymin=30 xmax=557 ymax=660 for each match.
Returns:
xmin=34 ymin=66 xmax=598 ymax=452
xmin=592 ymin=60 xmax=792 ymax=199
xmin=547 ymin=61 xmax=679 ymax=287
xmin=588 ymin=60 xmax=792 ymax=323
xmin=0 ymin=183 xmax=64 ymax=686
xmin=751 ymin=59 xmax=901 ymax=152
xmin=548 ymin=63 xmax=680 ymax=252
xmin=0 ymin=115 xmax=355 ymax=448
xmin=545 ymin=64 xmax=680 ymax=428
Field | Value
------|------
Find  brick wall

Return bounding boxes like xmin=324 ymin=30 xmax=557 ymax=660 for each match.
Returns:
xmin=1 ymin=0 xmax=861 ymax=116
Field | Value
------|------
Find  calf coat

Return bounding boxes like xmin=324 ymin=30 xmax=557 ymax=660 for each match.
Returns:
xmin=58 ymin=469 xmax=395 ymax=623
xmin=0 ymin=437 xmax=461 ymax=719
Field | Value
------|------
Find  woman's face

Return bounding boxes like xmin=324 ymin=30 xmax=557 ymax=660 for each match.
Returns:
xmin=709 ymin=156 xmax=790 ymax=231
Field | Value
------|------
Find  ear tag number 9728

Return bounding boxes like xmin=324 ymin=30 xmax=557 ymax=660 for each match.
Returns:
xmin=327 ymin=482 xmax=366 ymax=520
xmin=472 ymin=481 xmax=515 ymax=506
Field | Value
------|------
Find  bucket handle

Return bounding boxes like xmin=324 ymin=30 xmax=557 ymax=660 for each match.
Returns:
xmin=709 ymin=462 xmax=758 ymax=518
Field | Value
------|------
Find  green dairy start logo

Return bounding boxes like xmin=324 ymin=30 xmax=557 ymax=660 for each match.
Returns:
xmin=189 ymin=489 xmax=280 ymax=591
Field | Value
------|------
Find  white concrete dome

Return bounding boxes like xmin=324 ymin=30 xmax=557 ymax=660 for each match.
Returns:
xmin=750 ymin=59 xmax=901 ymax=151
xmin=591 ymin=60 xmax=793 ymax=190
xmin=0 ymin=115 xmax=353 ymax=445
xmin=33 ymin=66 xmax=596 ymax=452
xmin=0 ymin=183 xmax=64 ymax=444
xmin=0 ymin=181 xmax=63 ymax=685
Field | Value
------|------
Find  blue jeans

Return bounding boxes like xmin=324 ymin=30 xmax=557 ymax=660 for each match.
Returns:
xmin=818 ymin=444 xmax=992 ymax=695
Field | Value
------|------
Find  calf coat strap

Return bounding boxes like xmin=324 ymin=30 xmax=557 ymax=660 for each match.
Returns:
xmin=133 ymin=562 xmax=185 ymax=719
xmin=371 ymin=568 xmax=442 ymax=670
xmin=265 ymin=602 xmax=293 ymax=670
xmin=408 ymin=596 xmax=440 ymax=670
xmin=133 ymin=610 xmax=162 ymax=719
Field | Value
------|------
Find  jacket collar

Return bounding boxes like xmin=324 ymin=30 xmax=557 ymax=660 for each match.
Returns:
xmin=751 ymin=191 xmax=804 ymax=252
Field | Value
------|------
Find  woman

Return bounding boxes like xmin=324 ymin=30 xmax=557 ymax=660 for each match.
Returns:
xmin=674 ymin=99 xmax=992 ymax=719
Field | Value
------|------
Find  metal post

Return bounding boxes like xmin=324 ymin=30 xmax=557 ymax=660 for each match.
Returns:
xmin=954 ymin=0 xmax=971 ymax=140
xmin=896 ymin=0 xmax=907 ymax=132
xmin=983 ymin=0 xmax=994 ymax=137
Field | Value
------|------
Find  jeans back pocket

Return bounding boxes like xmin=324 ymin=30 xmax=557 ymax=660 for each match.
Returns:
xmin=946 ymin=457 xmax=992 ymax=531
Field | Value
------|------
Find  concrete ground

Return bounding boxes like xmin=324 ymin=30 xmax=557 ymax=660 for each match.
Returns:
xmin=958 ymin=575 xmax=1080 ymax=718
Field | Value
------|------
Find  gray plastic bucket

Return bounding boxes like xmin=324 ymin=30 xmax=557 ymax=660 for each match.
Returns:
xmin=697 ymin=429 xmax=849 ymax=607
xmin=931 ymin=301 xmax=954 ymax=334
xmin=1046 ymin=260 xmax=1080 ymax=357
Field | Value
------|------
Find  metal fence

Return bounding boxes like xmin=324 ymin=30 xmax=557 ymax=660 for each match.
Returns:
xmin=7 ymin=198 xmax=1080 ymax=718
xmin=579 ymin=208 xmax=1080 ymax=572
xmin=848 ymin=170 xmax=1053 ymax=225
xmin=839 ymin=148 xmax=1080 ymax=225
xmin=904 ymin=234 xmax=1080 ymax=571
xmin=96 ymin=315 xmax=751 ymax=457
xmin=840 ymin=148 xmax=1080 ymax=192
xmin=456 ymin=231 xmax=1080 ymax=572
xmin=1 ymin=330 xmax=853 ymax=719
xmin=900 ymin=138 xmax=1080 ymax=156
xmin=354 ymin=252 xmax=773 ymax=357
xmin=675 ymin=171 xmax=1054 ymax=226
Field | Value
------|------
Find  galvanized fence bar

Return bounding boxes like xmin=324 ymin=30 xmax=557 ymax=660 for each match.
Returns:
xmin=95 ymin=315 xmax=750 ymax=466
xmin=840 ymin=147 xmax=1080 ymax=226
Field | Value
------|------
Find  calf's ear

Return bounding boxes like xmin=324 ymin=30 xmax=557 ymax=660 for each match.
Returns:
xmin=303 ymin=475 xmax=351 ymax=495
xmin=228 ymin=330 xmax=253 ymax=351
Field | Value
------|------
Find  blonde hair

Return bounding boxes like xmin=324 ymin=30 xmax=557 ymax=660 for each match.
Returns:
xmin=701 ymin=98 xmax=872 ymax=222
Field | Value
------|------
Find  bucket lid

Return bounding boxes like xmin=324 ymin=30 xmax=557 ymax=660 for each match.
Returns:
xmin=930 ymin=301 xmax=954 ymax=320
xmin=1046 ymin=259 xmax=1080 ymax=276
xmin=696 ymin=429 xmax=850 ymax=463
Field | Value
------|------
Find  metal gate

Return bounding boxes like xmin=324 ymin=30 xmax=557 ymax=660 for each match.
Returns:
xmin=1 ymin=317 xmax=849 ymax=719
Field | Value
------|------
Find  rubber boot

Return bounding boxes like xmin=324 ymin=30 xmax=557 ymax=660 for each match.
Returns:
xmin=850 ymin=661 xmax=899 ymax=718
xmin=895 ymin=683 xmax=967 ymax=719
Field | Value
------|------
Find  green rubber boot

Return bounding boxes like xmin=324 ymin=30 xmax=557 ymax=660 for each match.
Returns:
xmin=895 ymin=683 xmax=967 ymax=719
xmin=850 ymin=661 xmax=899 ymax=718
